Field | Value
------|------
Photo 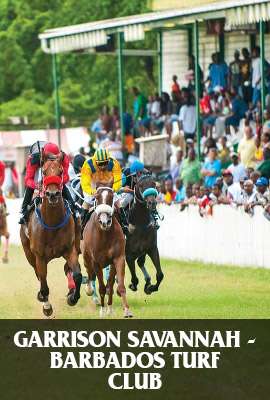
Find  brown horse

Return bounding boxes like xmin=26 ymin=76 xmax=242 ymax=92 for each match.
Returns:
xmin=20 ymin=154 xmax=82 ymax=317
xmin=0 ymin=197 xmax=9 ymax=263
xmin=82 ymin=183 xmax=132 ymax=318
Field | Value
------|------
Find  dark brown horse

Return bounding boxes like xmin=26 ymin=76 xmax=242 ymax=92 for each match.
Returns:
xmin=82 ymin=183 xmax=132 ymax=317
xmin=20 ymin=154 xmax=82 ymax=317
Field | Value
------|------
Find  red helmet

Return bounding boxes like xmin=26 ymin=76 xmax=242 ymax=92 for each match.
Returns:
xmin=43 ymin=142 xmax=60 ymax=156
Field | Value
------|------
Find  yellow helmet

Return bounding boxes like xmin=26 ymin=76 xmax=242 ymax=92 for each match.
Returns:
xmin=94 ymin=148 xmax=110 ymax=164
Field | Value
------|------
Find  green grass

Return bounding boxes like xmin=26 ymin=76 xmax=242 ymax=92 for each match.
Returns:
xmin=0 ymin=245 xmax=270 ymax=319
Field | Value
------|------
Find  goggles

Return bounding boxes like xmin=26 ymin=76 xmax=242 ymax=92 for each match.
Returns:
xmin=96 ymin=161 xmax=109 ymax=167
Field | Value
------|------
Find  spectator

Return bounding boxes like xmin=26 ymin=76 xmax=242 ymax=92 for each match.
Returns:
xmin=261 ymin=131 xmax=270 ymax=150
xmin=254 ymin=135 xmax=263 ymax=163
xmin=250 ymin=170 xmax=261 ymax=184
xmin=222 ymin=169 xmax=242 ymax=204
xmin=112 ymin=106 xmax=120 ymax=132
xmin=175 ymin=178 xmax=186 ymax=202
xmin=238 ymin=125 xmax=256 ymax=168
xmin=180 ymin=148 xmax=201 ymax=188
xmin=241 ymin=179 xmax=257 ymax=204
xmin=254 ymin=177 xmax=269 ymax=206
xmin=257 ymin=147 xmax=270 ymax=179
xmin=179 ymin=90 xmax=196 ymax=141
xmin=210 ymin=183 xmax=231 ymax=205
xmin=207 ymin=52 xmax=229 ymax=91
xmin=170 ymin=148 xmax=183 ymax=182
xmin=164 ymin=176 xmax=179 ymax=204
xmin=262 ymin=110 xmax=270 ymax=135
xmin=201 ymin=148 xmax=221 ymax=188
xmin=132 ymin=87 xmax=148 ymax=136
xmin=251 ymin=46 xmax=261 ymax=106
xmin=101 ymin=131 xmax=124 ymax=165
xmin=218 ymin=136 xmax=231 ymax=168
xmin=171 ymin=75 xmax=181 ymax=103
xmin=228 ymin=152 xmax=247 ymax=183
xmin=229 ymin=50 xmax=241 ymax=92
xmin=100 ymin=105 xmax=113 ymax=134
xmin=224 ymin=91 xmax=248 ymax=134
xmin=186 ymin=55 xmax=203 ymax=94
xmin=240 ymin=48 xmax=252 ymax=103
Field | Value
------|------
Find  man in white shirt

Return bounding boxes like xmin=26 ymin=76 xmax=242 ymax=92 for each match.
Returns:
xmin=222 ymin=169 xmax=242 ymax=204
xmin=251 ymin=46 xmax=261 ymax=106
xmin=179 ymin=91 xmax=196 ymax=140
xmin=228 ymin=152 xmax=247 ymax=182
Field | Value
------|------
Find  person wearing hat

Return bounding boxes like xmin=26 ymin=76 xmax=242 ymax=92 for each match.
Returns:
xmin=19 ymin=141 xmax=73 ymax=224
xmin=80 ymin=148 xmax=122 ymax=230
xmin=222 ymin=169 xmax=242 ymax=204
xmin=227 ymin=152 xmax=246 ymax=183
xmin=254 ymin=177 xmax=270 ymax=206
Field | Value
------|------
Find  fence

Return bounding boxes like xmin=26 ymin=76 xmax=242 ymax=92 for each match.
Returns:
xmin=157 ymin=204 xmax=270 ymax=268
xmin=5 ymin=199 xmax=270 ymax=269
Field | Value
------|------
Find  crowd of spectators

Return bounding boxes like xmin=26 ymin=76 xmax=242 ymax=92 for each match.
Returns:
xmin=89 ymin=44 xmax=270 ymax=218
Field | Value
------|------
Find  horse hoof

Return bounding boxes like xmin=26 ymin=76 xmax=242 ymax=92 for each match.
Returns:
xmin=37 ymin=291 xmax=47 ymax=303
xmin=92 ymin=296 xmax=101 ymax=306
xmin=124 ymin=308 xmax=133 ymax=318
xmin=106 ymin=306 xmax=113 ymax=315
xmin=149 ymin=285 xmax=158 ymax=293
xmin=67 ymin=292 xmax=79 ymax=306
xmin=43 ymin=304 xmax=53 ymax=317
xmin=129 ymin=283 xmax=138 ymax=292
xmin=85 ymin=285 xmax=94 ymax=296
xmin=99 ymin=307 xmax=105 ymax=317
xmin=144 ymin=286 xmax=152 ymax=295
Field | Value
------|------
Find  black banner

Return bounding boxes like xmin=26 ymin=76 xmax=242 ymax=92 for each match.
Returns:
xmin=0 ymin=320 xmax=269 ymax=400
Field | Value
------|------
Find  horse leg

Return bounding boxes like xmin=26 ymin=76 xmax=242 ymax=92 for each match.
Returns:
xmin=65 ymin=246 xmax=82 ymax=306
xmin=126 ymin=256 xmax=139 ymax=291
xmin=96 ymin=268 xmax=107 ymax=317
xmin=137 ymin=254 xmax=152 ymax=295
xmin=106 ymin=265 xmax=116 ymax=315
xmin=36 ymin=256 xmax=53 ymax=317
xmin=2 ymin=233 xmax=9 ymax=263
xmin=114 ymin=256 xmax=133 ymax=318
xmin=147 ymin=247 xmax=164 ymax=293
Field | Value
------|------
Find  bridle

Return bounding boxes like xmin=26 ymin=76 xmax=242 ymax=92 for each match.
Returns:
xmin=41 ymin=159 xmax=64 ymax=199
xmin=134 ymin=174 xmax=158 ymax=204
xmin=94 ymin=186 xmax=115 ymax=217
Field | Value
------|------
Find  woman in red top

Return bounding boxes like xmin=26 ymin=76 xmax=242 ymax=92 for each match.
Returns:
xmin=19 ymin=142 xmax=75 ymax=224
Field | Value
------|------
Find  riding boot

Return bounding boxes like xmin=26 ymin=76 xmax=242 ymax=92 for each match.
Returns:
xmin=80 ymin=208 xmax=90 ymax=238
xmin=19 ymin=187 xmax=34 ymax=224
xmin=62 ymin=185 xmax=80 ymax=220
xmin=119 ymin=208 xmax=129 ymax=235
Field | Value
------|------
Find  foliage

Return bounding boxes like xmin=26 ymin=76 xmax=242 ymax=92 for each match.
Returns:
xmin=0 ymin=0 xmax=157 ymax=128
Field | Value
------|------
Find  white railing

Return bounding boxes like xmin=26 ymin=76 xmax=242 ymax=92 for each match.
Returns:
xmin=157 ymin=204 xmax=270 ymax=268
xmin=6 ymin=199 xmax=270 ymax=268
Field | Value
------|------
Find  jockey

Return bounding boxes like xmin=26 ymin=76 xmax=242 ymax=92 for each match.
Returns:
xmin=119 ymin=160 xmax=145 ymax=208
xmin=19 ymin=141 xmax=76 ymax=224
xmin=80 ymin=148 xmax=123 ymax=230
xmin=69 ymin=154 xmax=86 ymax=206
xmin=120 ymin=160 xmax=160 ymax=229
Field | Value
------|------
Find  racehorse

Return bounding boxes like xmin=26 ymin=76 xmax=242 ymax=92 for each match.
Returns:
xmin=125 ymin=174 xmax=164 ymax=294
xmin=0 ymin=200 xmax=9 ymax=263
xmin=20 ymin=153 xmax=82 ymax=317
xmin=82 ymin=182 xmax=132 ymax=318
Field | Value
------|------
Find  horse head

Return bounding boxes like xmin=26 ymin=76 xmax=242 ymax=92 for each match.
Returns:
xmin=94 ymin=180 xmax=114 ymax=231
xmin=135 ymin=174 xmax=158 ymax=212
xmin=42 ymin=153 xmax=64 ymax=205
